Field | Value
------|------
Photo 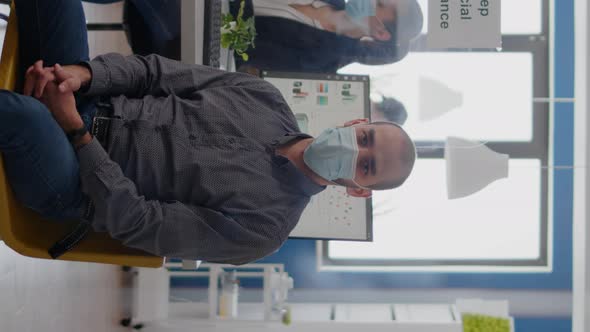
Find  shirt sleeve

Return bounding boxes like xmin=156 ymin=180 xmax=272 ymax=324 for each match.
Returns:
xmin=81 ymin=53 xmax=268 ymax=98
xmin=76 ymin=138 xmax=281 ymax=265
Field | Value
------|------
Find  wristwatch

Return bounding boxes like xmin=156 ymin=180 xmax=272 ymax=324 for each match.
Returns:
xmin=66 ymin=126 xmax=88 ymax=144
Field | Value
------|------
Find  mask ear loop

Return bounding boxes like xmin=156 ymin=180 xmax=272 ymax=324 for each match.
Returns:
xmin=328 ymin=179 xmax=372 ymax=191
xmin=352 ymin=179 xmax=372 ymax=191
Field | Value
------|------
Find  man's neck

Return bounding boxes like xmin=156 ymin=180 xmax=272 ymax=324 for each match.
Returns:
xmin=276 ymin=138 xmax=330 ymax=187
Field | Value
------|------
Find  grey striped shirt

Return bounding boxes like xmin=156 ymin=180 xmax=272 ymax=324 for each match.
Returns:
xmin=77 ymin=53 xmax=325 ymax=264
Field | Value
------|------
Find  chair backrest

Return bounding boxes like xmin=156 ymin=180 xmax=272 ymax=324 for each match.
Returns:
xmin=0 ymin=2 xmax=163 ymax=267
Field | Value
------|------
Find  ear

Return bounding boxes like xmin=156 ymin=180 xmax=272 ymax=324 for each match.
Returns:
xmin=372 ymin=27 xmax=391 ymax=41
xmin=343 ymin=118 xmax=370 ymax=127
xmin=346 ymin=187 xmax=372 ymax=198
xmin=368 ymin=16 xmax=391 ymax=41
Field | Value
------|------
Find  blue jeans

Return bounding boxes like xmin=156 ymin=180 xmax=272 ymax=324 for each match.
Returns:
xmin=0 ymin=0 xmax=96 ymax=220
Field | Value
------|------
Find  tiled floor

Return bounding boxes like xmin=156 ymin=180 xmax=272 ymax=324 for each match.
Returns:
xmin=1 ymin=3 xmax=135 ymax=332
xmin=0 ymin=243 xmax=133 ymax=332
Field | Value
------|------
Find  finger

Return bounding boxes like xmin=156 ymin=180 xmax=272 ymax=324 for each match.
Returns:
xmin=54 ymin=63 xmax=74 ymax=80
xmin=371 ymin=17 xmax=390 ymax=41
xmin=58 ymin=78 xmax=78 ymax=93
xmin=55 ymin=64 xmax=80 ymax=93
xmin=376 ymin=28 xmax=390 ymax=41
xmin=25 ymin=65 xmax=34 ymax=76
xmin=31 ymin=60 xmax=43 ymax=98
xmin=32 ymin=60 xmax=45 ymax=98
xmin=35 ymin=70 xmax=54 ymax=99
xmin=23 ymin=66 xmax=36 ymax=96
xmin=33 ymin=60 xmax=43 ymax=74
xmin=55 ymin=64 xmax=76 ymax=93
xmin=23 ymin=64 xmax=45 ymax=96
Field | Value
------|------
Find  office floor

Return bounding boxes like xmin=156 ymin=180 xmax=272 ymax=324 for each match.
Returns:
xmin=0 ymin=3 xmax=134 ymax=332
xmin=0 ymin=242 xmax=133 ymax=332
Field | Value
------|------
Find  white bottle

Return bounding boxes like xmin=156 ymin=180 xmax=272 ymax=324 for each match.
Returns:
xmin=219 ymin=271 xmax=239 ymax=318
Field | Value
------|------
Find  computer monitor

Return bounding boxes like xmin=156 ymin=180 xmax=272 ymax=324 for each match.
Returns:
xmin=262 ymin=71 xmax=373 ymax=241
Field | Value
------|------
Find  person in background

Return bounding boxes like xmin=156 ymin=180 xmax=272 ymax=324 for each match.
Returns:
xmin=371 ymin=96 xmax=408 ymax=125
xmin=82 ymin=0 xmax=423 ymax=74
xmin=234 ymin=0 xmax=424 ymax=73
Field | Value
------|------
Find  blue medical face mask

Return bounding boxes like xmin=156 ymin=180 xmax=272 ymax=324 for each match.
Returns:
xmin=345 ymin=0 xmax=377 ymax=20
xmin=303 ymin=126 xmax=359 ymax=182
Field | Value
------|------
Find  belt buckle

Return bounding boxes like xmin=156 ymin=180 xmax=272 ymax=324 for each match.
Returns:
xmin=91 ymin=116 xmax=111 ymax=145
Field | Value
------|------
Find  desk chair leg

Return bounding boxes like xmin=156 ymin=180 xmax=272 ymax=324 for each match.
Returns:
xmin=120 ymin=317 xmax=144 ymax=330
xmin=120 ymin=318 xmax=131 ymax=327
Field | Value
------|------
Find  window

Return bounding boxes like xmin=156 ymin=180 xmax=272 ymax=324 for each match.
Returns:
xmin=329 ymin=159 xmax=541 ymax=261
xmin=323 ymin=0 xmax=550 ymax=271
xmin=341 ymin=52 xmax=534 ymax=142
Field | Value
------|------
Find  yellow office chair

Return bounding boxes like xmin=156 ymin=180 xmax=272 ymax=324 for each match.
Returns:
xmin=0 ymin=2 xmax=163 ymax=268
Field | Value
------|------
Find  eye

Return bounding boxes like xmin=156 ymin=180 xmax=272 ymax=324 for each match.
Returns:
xmin=363 ymin=159 xmax=370 ymax=175
xmin=361 ymin=132 xmax=368 ymax=146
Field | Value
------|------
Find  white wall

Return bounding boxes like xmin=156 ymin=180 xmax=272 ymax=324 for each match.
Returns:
xmin=573 ymin=0 xmax=590 ymax=330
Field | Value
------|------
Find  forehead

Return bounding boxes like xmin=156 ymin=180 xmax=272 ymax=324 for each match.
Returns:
xmin=356 ymin=123 xmax=407 ymax=180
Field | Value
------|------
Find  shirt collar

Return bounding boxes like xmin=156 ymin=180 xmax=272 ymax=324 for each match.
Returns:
xmin=270 ymin=133 xmax=326 ymax=197
xmin=271 ymin=132 xmax=311 ymax=146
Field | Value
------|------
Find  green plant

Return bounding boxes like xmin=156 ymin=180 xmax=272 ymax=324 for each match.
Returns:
xmin=221 ymin=0 xmax=256 ymax=61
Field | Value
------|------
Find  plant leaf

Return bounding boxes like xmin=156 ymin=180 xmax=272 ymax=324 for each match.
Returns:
xmin=220 ymin=0 xmax=256 ymax=54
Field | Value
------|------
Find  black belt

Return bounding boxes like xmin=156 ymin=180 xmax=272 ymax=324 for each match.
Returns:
xmin=91 ymin=116 xmax=113 ymax=146
xmin=93 ymin=100 xmax=115 ymax=146
xmin=48 ymin=104 xmax=114 ymax=259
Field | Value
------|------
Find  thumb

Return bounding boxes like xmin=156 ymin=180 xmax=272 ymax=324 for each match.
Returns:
xmin=53 ymin=64 xmax=71 ymax=81
xmin=58 ymin=78 xmax=79 ymax=93
xmin=55 ymin=64 xmax=81 ymax=93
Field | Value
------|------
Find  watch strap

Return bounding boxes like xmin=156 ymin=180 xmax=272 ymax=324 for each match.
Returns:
xmin=66 ymin=126 xmax=88 ymax=143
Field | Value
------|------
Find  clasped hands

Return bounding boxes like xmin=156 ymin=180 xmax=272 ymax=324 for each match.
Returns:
xmin=24 ymin=60 xmax=92 ymax=146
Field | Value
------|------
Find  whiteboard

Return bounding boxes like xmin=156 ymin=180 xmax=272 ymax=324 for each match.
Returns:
xmin=262 ymin=71 xmax=373 ymax=241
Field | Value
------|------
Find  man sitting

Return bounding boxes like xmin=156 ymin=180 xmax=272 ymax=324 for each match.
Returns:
xmin=0 ymin=0 xmax=416 ymax=264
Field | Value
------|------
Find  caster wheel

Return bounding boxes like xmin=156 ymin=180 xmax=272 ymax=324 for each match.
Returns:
xmin=132 ymin=323 xmax=144 ymax=330
xmin=121 ymin=266 xmax=132 ymax=272
xmin=120 ymin=318 xmax=132 ymax=327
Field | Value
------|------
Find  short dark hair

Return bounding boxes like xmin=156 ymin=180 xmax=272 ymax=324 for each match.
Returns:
xmin=380 ymin=0 xmax=424 ymax=45
xmin=367 ymin=121 xmax=416 ymax=190
xmin=375 ymin=97 xmax=408 ymax=125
